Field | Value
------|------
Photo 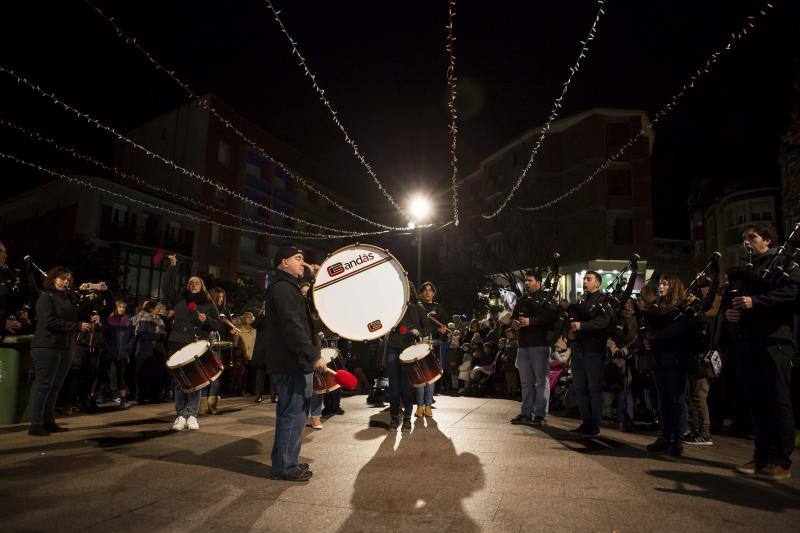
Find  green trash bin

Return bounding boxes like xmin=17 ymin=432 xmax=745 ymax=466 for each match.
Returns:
xmin=0 ymin=347 xmax=20 ymax=425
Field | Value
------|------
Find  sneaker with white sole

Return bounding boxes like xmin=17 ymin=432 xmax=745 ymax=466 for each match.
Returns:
xmin=172 ymin=416 xmax=187 ymax=431
xmin=186 ymin=416 xmax=200 ymax=430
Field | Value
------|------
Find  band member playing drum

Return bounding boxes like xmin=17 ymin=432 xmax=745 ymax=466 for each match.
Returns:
xmin=416 ymin=281 xmax=446 ymax=418
xmin=510 ymin=270 xmax=558 ymax=427
xmin=724 ymin=224 xmax=797 ymax=480
xmin=161 ymin=254 xmax=224 ymax=431
xmin=386 ymin=282 xmax=424 ymax=431
xmin=568 ymin=271 xmax=613 ymax=436
xmin=265 ymin=245 xmax=326 ymax=482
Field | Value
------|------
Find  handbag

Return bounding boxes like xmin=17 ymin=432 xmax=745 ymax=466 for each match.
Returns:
xmin=700 ymin=349 xmax=722 ymax=379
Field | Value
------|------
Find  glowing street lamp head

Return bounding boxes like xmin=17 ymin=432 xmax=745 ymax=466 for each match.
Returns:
xmin=409 ymin=195 xmax=432 ymax=222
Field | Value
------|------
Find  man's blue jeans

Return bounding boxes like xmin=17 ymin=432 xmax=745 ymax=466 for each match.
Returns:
xmin=270 ymin=372 xmax=312 ymax=477
xmin=517 ymin=346 xmax=551 ymax=418
xmin=571 ymin=347 xmax=604 ymax=429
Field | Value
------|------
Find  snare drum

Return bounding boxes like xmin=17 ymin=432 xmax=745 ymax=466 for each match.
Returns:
xmin=313 ymin=347 xmax=343 ymax=395
xmin=399 ymin=343 xmax=442 ymax=388
xmin=166 ymin=340 xmax=223 ymax=393
xmin=313 ymin=244 xmax=409 ymax=341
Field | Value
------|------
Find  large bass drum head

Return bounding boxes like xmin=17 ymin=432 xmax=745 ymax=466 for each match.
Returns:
xmin=313 ymin=244 xmax=409 ymax=341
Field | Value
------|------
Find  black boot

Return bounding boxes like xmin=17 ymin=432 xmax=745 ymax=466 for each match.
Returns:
xmin=28 ymin=425 xmax=50 ymax=436
xmin=44 ymin=422 xmax=69 ymax=433
xmin=669 ymin=439 xmax=684 ymax=458
xmin=646 ymin=437 xmax=671 ymax=453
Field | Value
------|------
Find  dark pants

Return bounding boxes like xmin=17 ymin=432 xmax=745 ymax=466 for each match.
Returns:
xmin=386 ymin=347 xmax=413 ymax=419
xmin=571 ymin=347 xmax=604 ymax=429
xmin=324 ymin=388 xmax=342 ymax=412
xmin=270 ymin=372 xmax=312 ymax=477
xmin=652 ymin=365 xmax=688 ymax=443
xmin=30 ymin=348 xmax=73 ymax=425
xmin=75 ymin=345 xmax=100 ymax=402
xmin=98 ymin=358 xmax=129 ymax=392
xmin=735 ymin=341 xmax=794 ymax=469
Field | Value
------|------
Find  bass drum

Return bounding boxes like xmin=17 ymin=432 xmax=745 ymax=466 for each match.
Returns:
xmin=313 ymin=244 xmax=409 ymax=341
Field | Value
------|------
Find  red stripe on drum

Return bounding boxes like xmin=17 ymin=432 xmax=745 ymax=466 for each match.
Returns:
xmin=314 ymin=256 xmax=393 ymax=291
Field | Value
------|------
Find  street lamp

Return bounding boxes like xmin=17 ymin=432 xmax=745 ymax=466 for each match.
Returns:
xmin=408 ymin=195 xmax=432 ymax=287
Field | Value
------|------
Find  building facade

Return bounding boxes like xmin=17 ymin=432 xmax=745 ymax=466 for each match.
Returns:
xmin=440 ymin=108 xmax=655 ymax=301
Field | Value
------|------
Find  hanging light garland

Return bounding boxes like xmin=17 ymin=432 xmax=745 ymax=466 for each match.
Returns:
xmin=446 ymin=0 xmax=460 ymax=226
xmin=0 ymin=118 xmax=382 ymax=238
xmin=82 ymin=0 xmax=401 ymax=231
xmin=482 ymin=0 xmax=608 ymax=219
xmin=262 ymin=0 xmax=406 ymax=217
xmin=0 ymin=65 xmax=409 ymax=236
xmin=0 ymin=151 xmax=400 ymax=240
xmin=519 ymin=0 xmax=777 ymax=213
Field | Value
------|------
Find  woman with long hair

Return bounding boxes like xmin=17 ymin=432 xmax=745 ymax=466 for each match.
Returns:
xmin=161 ymin=255 xmax=225 ymax=430
xmin=644 ymin=275 xmax=699 ymax=457
xmin=29 ymin=267 xmax=98 ymax=436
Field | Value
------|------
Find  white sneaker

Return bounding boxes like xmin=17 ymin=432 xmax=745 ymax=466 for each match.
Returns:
xmin=186 ymin=416 xmax=200 ymax=430
xmin=172 ymin=416 xmax=187 ymax=431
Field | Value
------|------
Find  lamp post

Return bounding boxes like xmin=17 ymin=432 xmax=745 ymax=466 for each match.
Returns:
xmin=409 ymin=195 xmax=432 ymax=287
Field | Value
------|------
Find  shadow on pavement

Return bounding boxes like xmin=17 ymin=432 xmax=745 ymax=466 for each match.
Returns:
xmin=648 ymin=469 xmax=800 ymax=511
xmin=336 ymin=412 xmax=484 ymax=531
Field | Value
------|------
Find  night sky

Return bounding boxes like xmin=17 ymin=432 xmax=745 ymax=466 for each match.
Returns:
xmin=1 ymin=0 xmax=798 ymax=239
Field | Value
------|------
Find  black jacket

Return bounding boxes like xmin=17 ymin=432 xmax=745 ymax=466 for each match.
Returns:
xmin=387 ymin=302 xmax=425 ymax=351
xmin=420 ymin=301 xmax=447 ymax=340
xmin=513 ymin=290 xmax=558 ymax=347
xmin=31 ymin=290 xmax=80 ymax=350
xmin=726 ymin=248 xmax=800 ymax=344
xmin=570 ymin=291 xmax=613 ymax=353
xmin=643 ymin=307 xmax=699 ymax=368
xmin=259 ymin=269 xmax=320 ymax=374
xmin=160 ymin=264 xmax=222 ymax=344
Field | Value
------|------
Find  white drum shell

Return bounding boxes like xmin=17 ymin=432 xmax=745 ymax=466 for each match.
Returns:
xmin=166 ymin=340 xmax=211 ymax=368
xmin=313 ymin=244 xmax=409 ymax=341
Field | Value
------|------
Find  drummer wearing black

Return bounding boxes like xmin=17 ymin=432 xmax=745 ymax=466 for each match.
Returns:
xmin=386 ymin=282 xmax=424 ymax=430
xmin=417 ymin=281 xmax=446 ymax=416
xmin=264 ymin=246 xmax=326 ymax=482
xmin=161 ymin=254 xmax=224 ymax=431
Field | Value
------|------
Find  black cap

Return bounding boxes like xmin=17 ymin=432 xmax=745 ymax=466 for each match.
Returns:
xmin=273 ymin=245 xmax=304 ymax=268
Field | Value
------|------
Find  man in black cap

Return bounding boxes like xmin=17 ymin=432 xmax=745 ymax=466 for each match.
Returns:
xmin=264 ymin=245 xmax=325 ymax=481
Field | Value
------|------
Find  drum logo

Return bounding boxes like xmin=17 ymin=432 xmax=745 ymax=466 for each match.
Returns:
xmin=327 ymin=262 xmax=345 ymax=276
xmin=367 ymin=319 xmax=382 ymax=332
xmin=326 ymin=252 xmax=376 ymax=277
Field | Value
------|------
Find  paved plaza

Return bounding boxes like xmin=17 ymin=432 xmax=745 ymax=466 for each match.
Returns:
xmin=1 ymin=394 xmax=798 ymax=532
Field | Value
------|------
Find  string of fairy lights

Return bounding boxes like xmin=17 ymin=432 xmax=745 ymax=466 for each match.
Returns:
xmin=0 ymin=151 xmax=400 ymax=241
xmin=0 ymin=0 xmax=783 ymax=239
xmin=82 ymin=0 xmax=401 ymax=232
xmin=0 ymin=66 xmax=406 ymax=237
xmin=518 ymin=0 xmax=777 ymax=213
xmin=446 ymin=0 xmax=460 ymax=227
xmin=262 ymin=0 xmax=406 ymax=218
xmin=0 ymin=118 xmax=385 ymax=239
xmin=481 ymin=0 xmax=608 ymax=220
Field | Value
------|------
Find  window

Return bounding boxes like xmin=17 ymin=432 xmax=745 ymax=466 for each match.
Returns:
xmin=214 ymin=187 xmax=226 ymax=206
xmin=112 ymin=203 xmax=128 ymax=225
xmin=605 ymin=121 xmax=631 ymax=149
xmin=168 ymin=221 xmax=181 ymax=241
xmin=217 ymin=140 xmax=231 ymax=165
xmin=734 ymin=205 xmax=747 ymax=225
xmin=750 ymin=199 xmax=773 ymax=222
xmin=613 ymin=218 xmax=634 ymax=245
xmin=245 ymin=162 xmax=261 ymax=177
xmin=211 ymin=225 xmax=223 ymax=246
xmin=209 ymin=265 xmax=222 ymax=279
xmin=607 ymin=168 xmax=632 ymax=195
xmin=241 ymin=233 xmax=256 ymax=254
